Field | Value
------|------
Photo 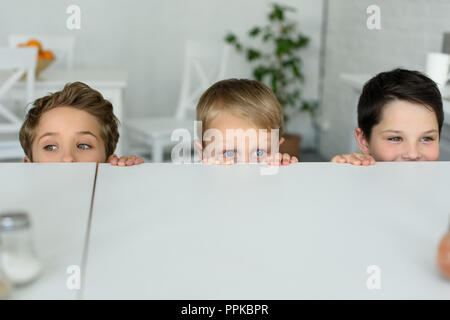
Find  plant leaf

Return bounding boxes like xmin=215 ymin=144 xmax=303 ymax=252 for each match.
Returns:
xmin=225 ymin=33 xmax=237 ymax=44
xmin=295 ymin=34 xmax=309 ymax=48
xmin=269 ymin=4 xmax=284 ymax=21
xmin=249 ymin=27 xmax=261 ymax=37
xmin=247 ymin=48 xmax=262 ymax=61
xmin=253 ymin=65 xmax=270 ymax=81
xmin=263 ymin=33 xmax=272 ymax=42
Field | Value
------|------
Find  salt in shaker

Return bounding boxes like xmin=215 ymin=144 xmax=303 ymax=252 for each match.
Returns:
xmin=0 ymin=212 xmax=41 ymax=286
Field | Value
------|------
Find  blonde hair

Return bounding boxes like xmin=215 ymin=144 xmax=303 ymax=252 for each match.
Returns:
xmin=19 ymin=82 xmax=119 ymax=161
xmin=196 ymin=79 xmax=283 ymax=139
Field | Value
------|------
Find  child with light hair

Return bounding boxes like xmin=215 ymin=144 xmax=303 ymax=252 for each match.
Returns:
xmin=195 ymin=78 xmax=298 ymax=165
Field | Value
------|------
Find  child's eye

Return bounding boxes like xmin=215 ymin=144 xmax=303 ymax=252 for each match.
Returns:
xmin=388 ymin=137 xmax=402 ymax=142
xmin=421 ymin=136 xmax=434 ymax=142
xmin=44 ymin=145 xmax=57 ymax=151
xmin=223 ymin=150 xmax=236 ymax=158
xmin=78 ymin=143 xmax=92 ymax=150
xmin=255 ymin=149 xmax=265 ymax=157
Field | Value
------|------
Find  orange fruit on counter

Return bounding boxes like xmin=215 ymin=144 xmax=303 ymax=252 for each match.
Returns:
xmin=26 ymin=39 xmax=42 ymax=53
xmin=40 ymin=50 xmax=54 ymax=59
xmin=17 ymin=39 xmax=54 ymax=62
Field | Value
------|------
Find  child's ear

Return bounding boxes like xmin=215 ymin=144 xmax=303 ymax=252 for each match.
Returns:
xmin=355 ymin=128 xmax=370 ymax=154
xmin=24 ymin=156 xmax=31 ymax=163
xmin=194 ymin=139 xmax=203 ymax=160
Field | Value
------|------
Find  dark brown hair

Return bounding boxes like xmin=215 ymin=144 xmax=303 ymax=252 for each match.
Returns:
xmin=358 ymin=68 xmax=444 ymax=140
xmin=19 ymin=81 xmax=119 ymax=160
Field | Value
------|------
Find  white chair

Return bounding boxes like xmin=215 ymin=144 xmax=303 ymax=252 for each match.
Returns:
xmin=124 ymin=41 xmax=230 ymax=162
xmin=8 ymin=34 xmax=75 ymax=71
xmin=0 ymin=47 xmax=36 ymax=160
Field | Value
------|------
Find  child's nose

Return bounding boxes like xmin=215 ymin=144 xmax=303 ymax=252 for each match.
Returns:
xmin=60 ymin=150 xmax=75 ymax=163
xmin=402 ymin=143 xmax=421 ymax=160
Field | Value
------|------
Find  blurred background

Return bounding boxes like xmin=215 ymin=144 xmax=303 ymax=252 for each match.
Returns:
xmin=1 ymin=0 xmax=450 ymax=162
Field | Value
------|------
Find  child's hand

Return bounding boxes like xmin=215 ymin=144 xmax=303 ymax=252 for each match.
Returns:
xmin=108 ymin=154 xmax=144 ymax=166
xmin=331 ymin=152 xmax=375 ymax=166
xmin=267 ymin=153 xmax=299 ymax=166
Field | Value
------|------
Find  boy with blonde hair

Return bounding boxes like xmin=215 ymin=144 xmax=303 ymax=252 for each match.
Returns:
xmin=195 ymin=79 xmax=298 ymax=165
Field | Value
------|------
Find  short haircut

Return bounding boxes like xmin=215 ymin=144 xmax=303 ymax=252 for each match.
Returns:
xmin=358 ymin=68 xmax=444 ymax=139
xmin=196 ymin=79 xmax=284 ymax=140
xmin=19 ymin=81 xmax=119 ymax=160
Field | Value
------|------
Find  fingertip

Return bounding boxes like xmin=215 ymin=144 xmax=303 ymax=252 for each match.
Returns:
xmin=333 ymin=156 xmax=343 ymax=163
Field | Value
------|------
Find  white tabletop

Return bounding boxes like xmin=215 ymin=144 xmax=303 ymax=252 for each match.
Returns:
xmin=83 ymin=163 xmax=450 ymax=299
xmin=0 ymin=163 xmax=96 ymax=299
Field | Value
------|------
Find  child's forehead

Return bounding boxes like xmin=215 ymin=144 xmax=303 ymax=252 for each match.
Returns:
xmin=207 ymin=110 xmax=255 ymax=129
xmin=377 ymin=100 xmax=439 ymax=128
xmin=35 ymin=106 xmax=102 ymax=134
xmin=206 ymin=103 xmax=275 ymax=129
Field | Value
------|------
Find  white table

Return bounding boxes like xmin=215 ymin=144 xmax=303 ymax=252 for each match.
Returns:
xmin=83 ymin=163 xmax=450 ymax=299
xmin=9 ymin=69 xmax=127 ymax=155
xmin=340 ymin=73 xmax=450 ymax=160
xmin=0 ymin=163 xmax=96 ymax=299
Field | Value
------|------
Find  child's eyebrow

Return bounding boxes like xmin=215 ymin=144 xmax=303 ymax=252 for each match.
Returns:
xmin=37 ymin=131 xmax=99 ymax=143
xmin=76 ymin=131 xmax=99 ymax=140
xmin=37 ymin=132 xmax=59 ymax=142
xmin=381 ymin=130 xmax=402 ymax=134
xmin=381 ymin=129 xmax=438 ymax=134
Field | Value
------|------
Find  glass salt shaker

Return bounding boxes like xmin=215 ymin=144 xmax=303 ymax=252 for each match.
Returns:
xmin=0 ymin=212 xmax=41 ymax=286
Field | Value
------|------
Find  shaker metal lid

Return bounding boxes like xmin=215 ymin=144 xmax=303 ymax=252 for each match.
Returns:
xmin=0 ymin=212 xmax=31 ymax=231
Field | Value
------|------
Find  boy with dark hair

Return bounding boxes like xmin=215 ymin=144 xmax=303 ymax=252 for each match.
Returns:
xmin=332 ymin=68 xmax=444 ymax=165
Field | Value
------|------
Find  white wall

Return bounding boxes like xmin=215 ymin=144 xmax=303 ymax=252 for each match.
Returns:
xmin=0 ymin=0 xmax=323 ymax=149
xmin=320 ymin=0 xmax=450 ymax=160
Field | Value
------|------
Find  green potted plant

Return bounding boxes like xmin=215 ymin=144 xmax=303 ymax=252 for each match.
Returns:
xmin=225 ymin=3 xmax=317 ymax=157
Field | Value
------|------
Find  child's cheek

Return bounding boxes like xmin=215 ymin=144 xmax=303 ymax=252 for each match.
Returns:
xmin=423 ymin=143 xmax=440 ymax=161
xmin=33 ymin=152 xmax=59 ymax=163
xmin=370 ymin=140 xmax=399 ymax=162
